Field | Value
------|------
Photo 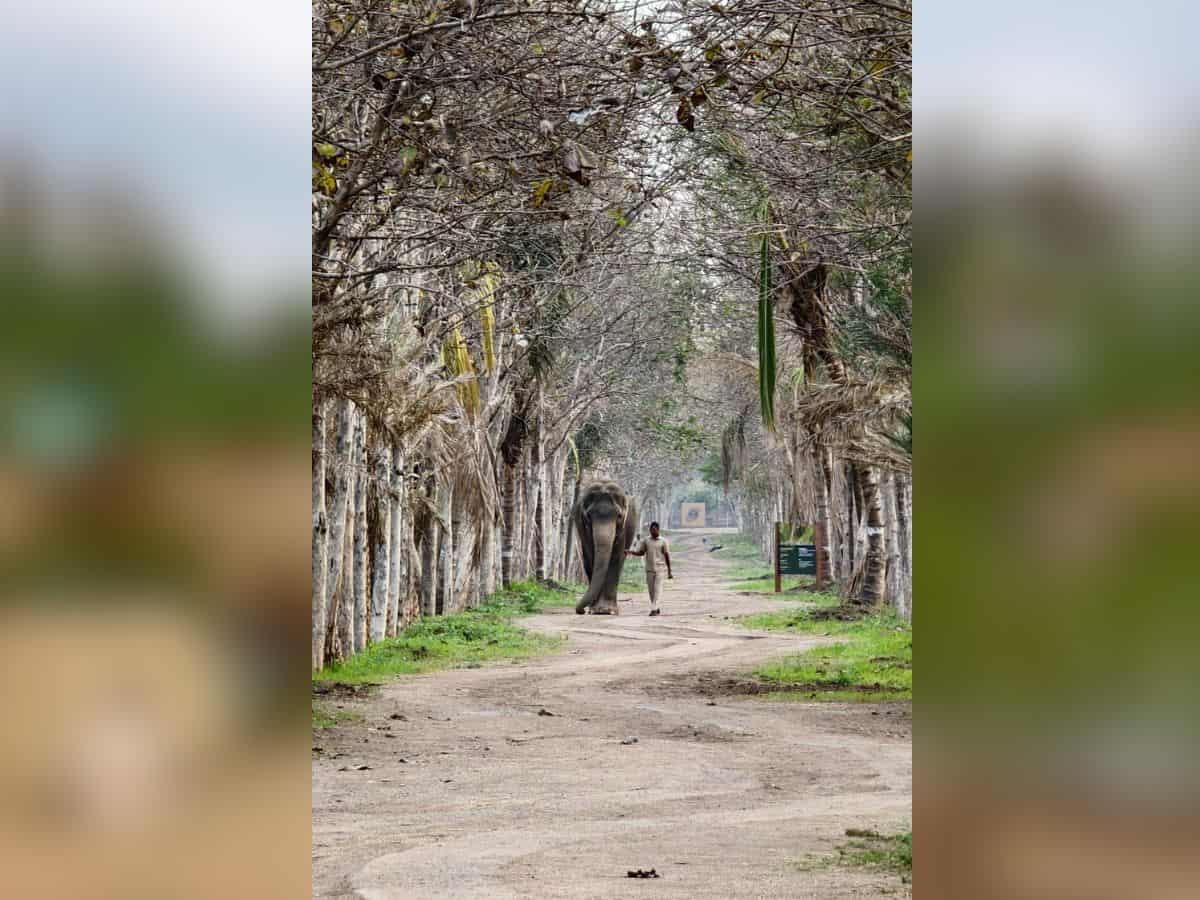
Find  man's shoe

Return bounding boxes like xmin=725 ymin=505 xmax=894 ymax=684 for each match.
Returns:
xmin=648 ymin=609 xmax=661 ymax=616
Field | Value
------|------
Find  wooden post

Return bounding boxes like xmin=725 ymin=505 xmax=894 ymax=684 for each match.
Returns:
xmin=774 ymin=521 xmax=781 ymax=594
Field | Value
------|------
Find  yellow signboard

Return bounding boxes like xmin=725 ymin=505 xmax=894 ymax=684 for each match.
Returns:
xmin=680 ymin=503 xmax=706 ymax=528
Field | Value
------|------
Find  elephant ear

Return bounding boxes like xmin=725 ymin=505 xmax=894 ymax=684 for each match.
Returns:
xmin=623 ymin=498 xmax=638 ymax=550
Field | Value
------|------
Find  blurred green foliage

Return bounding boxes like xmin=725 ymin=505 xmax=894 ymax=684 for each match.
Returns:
xmin=1 ymin=237 xmax=309 ymax=464
xmin=921 ymin=163 xmax=1200 ymax=758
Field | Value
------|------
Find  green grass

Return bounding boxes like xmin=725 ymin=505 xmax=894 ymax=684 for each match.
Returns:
xmin=838 ymin=830 xmax=911 ymax=874
xmin=711 ymin=532 xmax=812 ymax=594
xmin=741 ymin=602 xmax=912 ymax=701
xmin=717 ymin=531 xmax=768 ymax=559
xmin=619 ymin=562 xmax=646 ymax=589
xmin=312 ymin=580 xmax=576 ymax=686
xmin=796 ymin=830 xmax=911 ymax=879
xmin=712 ymin=531 xmax=771 ymax=578
xmin=480 ymin=578 xmax=583 ymax=612
xmin=312 ymin=705 xmax=363 ymax=730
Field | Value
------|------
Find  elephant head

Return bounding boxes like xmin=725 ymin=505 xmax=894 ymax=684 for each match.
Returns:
xmin=573 ymin=481 xmax=637 ymax=615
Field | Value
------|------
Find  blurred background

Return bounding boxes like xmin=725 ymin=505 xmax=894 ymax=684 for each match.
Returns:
xmin=0 ymin=1 xmax=310 ymax=896
xmin=919 ymin=1 xmax=1200 ymax=896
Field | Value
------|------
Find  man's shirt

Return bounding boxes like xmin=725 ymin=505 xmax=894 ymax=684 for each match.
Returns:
xmin=633 ymin=536 xmax=669 ymax=573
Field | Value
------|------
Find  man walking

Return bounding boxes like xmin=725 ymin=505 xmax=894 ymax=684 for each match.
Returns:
xmin=626 ymin=521 xmax=672 ymax=616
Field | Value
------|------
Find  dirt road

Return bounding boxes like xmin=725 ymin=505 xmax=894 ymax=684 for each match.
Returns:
xmin=312 ymin=530 xmax=911 ymax=898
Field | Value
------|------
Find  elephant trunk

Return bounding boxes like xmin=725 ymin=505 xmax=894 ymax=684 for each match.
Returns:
xmin=578 ymin=518 xmax=617 ymax=612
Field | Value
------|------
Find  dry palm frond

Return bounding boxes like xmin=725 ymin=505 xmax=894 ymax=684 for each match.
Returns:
xmin=791 ymin=379 xmax=911 ymax=473
xmin=358 ymin=322 xmax=461 ymax=448
xmin=480 ymin=301 xmax=496 ymax=373
xmin=448 ymin=424 xmax=497 ymax=526
xmin=459 ymin=259 xmax=500 ymax=375
xmin=442 ymin=323 xmax=480 ymax=417
xmin=476 ymin=270 xmax=499 ymax=374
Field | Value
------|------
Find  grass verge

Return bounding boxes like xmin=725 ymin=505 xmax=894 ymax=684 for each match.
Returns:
xmin=796 ymin=830 xmax=911 ymax=881
xmin=740 ymin=601 xmax=911 ymax=701
xmin=312 ymin=580 xmax=576 ymax=687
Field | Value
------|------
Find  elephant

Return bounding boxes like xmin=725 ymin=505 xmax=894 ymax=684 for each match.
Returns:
xmin=572 ymin=481 xmax=637 ymax=615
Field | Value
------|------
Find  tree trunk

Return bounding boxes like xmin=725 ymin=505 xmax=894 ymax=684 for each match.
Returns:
xmin=519 ymin=447 xmax=533 ymax=580
xmin=479 ymin=513 xmax=496 ymax=603
xmin=312 ymin=401 xmax=329 ymax=671
xmin=492 ymin=513 xmax=503 ymax=591
xmin=452 ymin=507 xmax=473 ymax=611
xmin=403 ymin=494 xmax=421 ymax=629
xmin=563 ymin=477 xmax=580 ymax=584
xmin=884 ymin=470 xmax=902 ymax=615
xmin=323 ymin=398 xmax=355 ymax=663
xmin=514 ymin=455 xmax=525 ymax=584
xmin=448 ymin=491 xmax=462 ymax=613
xmin=437 ymin=480 xmax=453 ymax=615
xmin=370 ymin=444 xmax=392 ymax=643
xmin=526 ymin=446 xmax=537 ymax=579
xmin=517 ymin=450 xmax=528 ymax=581
xmin=351 ymin=413 xmax=369 ymax=652
xmin=386 ymin=451 xmax=405 ymax=637
xmin=498 ymin=387 xmax=531 ymax=588
xmin=783 ymin=261 xmax=847 ymax=384
xmin=854 ymin=465 xmax=886 ymax=607
xmin=813 ymin=445 xmax=833 ymax=592
xmin=841 ymin=461 xmax=857 ymax=587
xmin=419 ymin=476 xmax=438 ymax=617
xmin=337 ymin=464 xmax=355 ymax=660
xmin=896 ymin=472 xmax=912 ymax=622
xmin=533 ymin=385 xmax=547 ymax=582
xmin=533 ymin=475 xmax=546 ymax=582
xmin=548 ymin=448 xmax=569 ymax=579
xmin=500 ymin=462 xmax=517 ymax=588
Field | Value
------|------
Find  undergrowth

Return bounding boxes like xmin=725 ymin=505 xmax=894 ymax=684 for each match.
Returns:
xmin=312 ymin=579 xmax=575 ymax=687
xmin=741 ymin=601 xmax=912 ymax=701
xmin=796 ymin=829 xmax=911 ymax=881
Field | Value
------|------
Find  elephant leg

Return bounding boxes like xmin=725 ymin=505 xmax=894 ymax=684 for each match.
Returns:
xmin=591 ymin=587 xmax=620 ymax=615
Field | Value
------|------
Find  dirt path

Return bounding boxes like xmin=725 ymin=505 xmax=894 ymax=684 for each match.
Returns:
xmin=312 ymin=530 xmax=912 ymax=899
